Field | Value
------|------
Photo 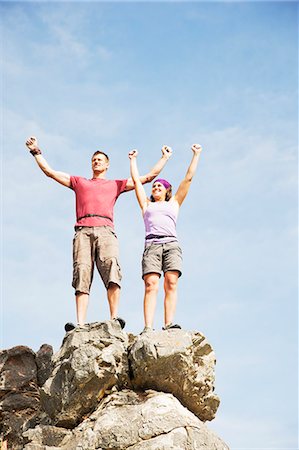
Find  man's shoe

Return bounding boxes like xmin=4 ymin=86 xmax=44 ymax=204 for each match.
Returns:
xmin=64 ymin=322 xmax=76 ymax=332
xmin=113 ymin=317 xmax=126 ymax=329
xmin=162 ymin=323 xmax=182 ymax=330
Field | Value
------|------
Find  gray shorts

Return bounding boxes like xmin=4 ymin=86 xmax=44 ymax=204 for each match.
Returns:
xmin=72 ymin=226 xmax=122 ymax=294
xmin=142 ymin=241 xmax=183 ymax=278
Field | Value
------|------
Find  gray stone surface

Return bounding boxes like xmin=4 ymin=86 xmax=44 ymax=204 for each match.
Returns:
xmin=129 ymin=329 xmax=220 ymax=421
xmin=36 ymin=344 xmax=54 ymax=387
xmin=24 ymin=390 xmax=229 ymax=450
xmin=24 ymin=425 xmax=72 ymax=448
xmin=1 ymin=322 xmax=229 ymax=449
xmin=0 ymin=346 xmax=41 ymax=449
xmin=40 ymin=321 xmax=130 ymax=427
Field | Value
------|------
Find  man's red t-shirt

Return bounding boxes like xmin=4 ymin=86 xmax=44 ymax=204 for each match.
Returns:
xmin=70 ymin=176 xmax=128 ymax=229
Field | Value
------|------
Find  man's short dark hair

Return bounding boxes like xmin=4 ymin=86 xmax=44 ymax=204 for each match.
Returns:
xmin=92 ymin=151 xmax=109 ymax=162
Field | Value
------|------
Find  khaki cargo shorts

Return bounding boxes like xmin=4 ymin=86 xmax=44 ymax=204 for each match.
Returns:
xmin=72 ymin=226 xmax=122 ymax=294
xmin=142 ymin=241 xmax=183 ymax=278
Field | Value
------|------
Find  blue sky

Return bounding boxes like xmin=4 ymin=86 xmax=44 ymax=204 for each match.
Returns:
xmin=1 ymin=1 xmax=298 ymax=449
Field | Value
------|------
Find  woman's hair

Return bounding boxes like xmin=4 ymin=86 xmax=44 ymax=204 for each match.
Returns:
xmin=150 ymin=186 xmax=172 ymax=202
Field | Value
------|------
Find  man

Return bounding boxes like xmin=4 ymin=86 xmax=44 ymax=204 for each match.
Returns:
xmin=25 ymin=136 xmax=172 ymax=332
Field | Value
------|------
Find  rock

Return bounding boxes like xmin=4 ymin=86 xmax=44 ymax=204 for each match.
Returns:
xmin=0 ymin=346 xmax=41 ymax=449
xmin=24 ymin=390 xmax=229 ymax=450
xmin=40 ymin=321 xmax=130 ymax=428
xmin=1 ymin=323 xmax=229 ymax=449
xmin=128 ymin=329 xmax=220 ymax=421
xmin=23 ymin=425 xmax=72 ymax=448
xmin=0 ymin=346 xmax=37 ymax=392
xmin=36 ymin=344 xmax=53 ymax=387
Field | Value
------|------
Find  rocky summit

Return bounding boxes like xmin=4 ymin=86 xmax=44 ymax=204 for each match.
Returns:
xmin=0 ymin=322 xmax=230 ymax=449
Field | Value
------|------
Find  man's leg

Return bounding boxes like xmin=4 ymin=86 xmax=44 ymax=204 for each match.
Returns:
xmin=107 ymin=282 xmax=120 ymax=319
xmin=76 ymin=292 xmax=89 ymax=325
xmin=70 ymin=227 xmax=93 ymax=329
xmin=94 ymin=227 xmax=125 ymax=328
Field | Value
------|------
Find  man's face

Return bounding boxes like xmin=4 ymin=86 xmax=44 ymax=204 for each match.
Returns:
xmin=92 ymin=154 xmax=109 ymax=173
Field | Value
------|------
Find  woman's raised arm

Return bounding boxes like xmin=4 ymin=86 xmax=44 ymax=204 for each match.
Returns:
xmin=128 ymin=150 xmax=148 ymax=213
xmin=173 ymin=144 xmax=202 ymax=206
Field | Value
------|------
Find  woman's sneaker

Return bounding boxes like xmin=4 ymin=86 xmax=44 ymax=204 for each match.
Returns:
xmin=162 ymin=323 xmax=181 ymax=330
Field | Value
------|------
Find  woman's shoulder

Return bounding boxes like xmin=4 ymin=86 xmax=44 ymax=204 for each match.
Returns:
xmin=169 ymin=198 xmax=180 ymax=208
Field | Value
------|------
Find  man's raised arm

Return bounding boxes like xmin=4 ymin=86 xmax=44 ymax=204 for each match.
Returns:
xmin=26 ymin=136 xmax=71 ymax=188
xmin=125 ymin=145 xmax=172 ymax=191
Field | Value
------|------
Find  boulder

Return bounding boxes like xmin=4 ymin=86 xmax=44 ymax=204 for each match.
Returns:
xmin=0 ymin=346 xmax=37 ymax=392
xmin=40 ymin=321 xmax=130 ymax=428
xmin=24 ymin=390 xmax=229 ymax=450
xmin=36 ymin=344 xmax=53 ymax=387
xmin=129 ymin=329 xmax=220 ymax=421
xmin=1 ymin=323 xmax=229 ymax=449
xmin=0 ymin=346 xmax=41 ymax=449
xmin=23 ymin=425 xmax=72 ymax=449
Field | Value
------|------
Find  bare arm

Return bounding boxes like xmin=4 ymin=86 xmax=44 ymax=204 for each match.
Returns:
xmin=25 ymin=136 xmax=71 ymax=188
xmin=173 ymin=144 xmax=202 ymax=206
xmin=125 ymin=145 xmax=172 ymax=191
xmin=128 ymin=150 xmax=148 ymax=213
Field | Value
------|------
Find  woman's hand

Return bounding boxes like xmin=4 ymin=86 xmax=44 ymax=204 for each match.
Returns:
xmin=128 ymin=149 xmax=138 ymax=159
xmin=191 ymin=144 xmax=202 ymax=155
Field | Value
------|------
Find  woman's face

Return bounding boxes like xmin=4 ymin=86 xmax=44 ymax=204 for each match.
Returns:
xmin=152 ymin=181 xmax=167 ymax=201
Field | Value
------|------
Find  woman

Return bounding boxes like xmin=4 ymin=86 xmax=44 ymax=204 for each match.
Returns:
xmin=129 ymin=144 xmax=202 ymax=333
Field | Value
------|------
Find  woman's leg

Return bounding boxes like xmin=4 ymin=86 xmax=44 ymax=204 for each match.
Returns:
xmin=143 ymin=273 xmax=160 ymax=328
xmin=163 ymin=271 xmax=179 ymax=327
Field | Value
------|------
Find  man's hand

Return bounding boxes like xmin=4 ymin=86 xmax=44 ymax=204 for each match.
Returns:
xmin=161 ymin=145 xmax=172 ymax=160
xmin=128 ymin=149 xmax=138 ymax=159
xmin=191 ymin=144 xmax=202 ymax=155
xmin=26 ymin=136 xmax=39 ymax=151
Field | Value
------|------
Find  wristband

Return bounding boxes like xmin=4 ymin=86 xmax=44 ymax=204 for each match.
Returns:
xmin=30 ymin=148 xmax=42 ymax=156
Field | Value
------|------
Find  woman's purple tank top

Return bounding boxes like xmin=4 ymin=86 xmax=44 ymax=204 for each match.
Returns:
xmin=143 ymin=200 xmax=179 ymax=245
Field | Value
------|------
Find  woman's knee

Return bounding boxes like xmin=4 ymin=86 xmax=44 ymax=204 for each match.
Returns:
xmin=144 ymin=275 xmax=159 ymax=293
xmin=164 ymin=273 xmax=179 ymax=292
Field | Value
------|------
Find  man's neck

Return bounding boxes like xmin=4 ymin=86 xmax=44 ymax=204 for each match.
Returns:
xmin=92 ymin=171 xmax=107 ymax=179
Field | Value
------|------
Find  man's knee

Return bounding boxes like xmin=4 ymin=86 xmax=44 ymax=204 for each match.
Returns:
xmin=98 ymin=257 xmax=122 ymax=289
xmin=107 ymin=281 xmax=121 ymax=291
xmin=72 ymin=263 xmax=93 ymax=294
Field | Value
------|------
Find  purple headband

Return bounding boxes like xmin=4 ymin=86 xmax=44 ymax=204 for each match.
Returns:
xmin=153 ymin=178 xmax=171 ymax=189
